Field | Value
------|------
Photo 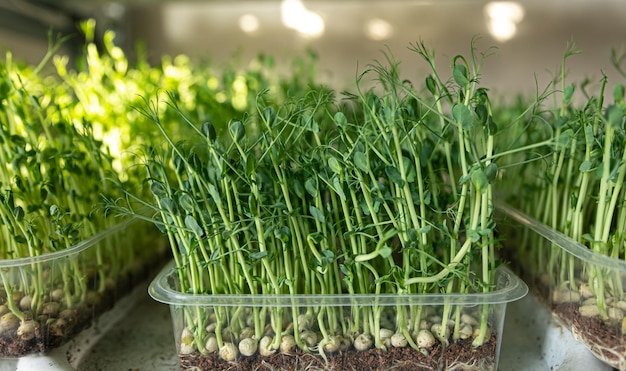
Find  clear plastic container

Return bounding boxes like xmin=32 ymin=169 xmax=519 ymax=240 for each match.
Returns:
xmin=0 ymin=219 xmax=166 ymax=358
xmin=149 ymin=263 xmax=527 ymax=371
xmin=497 ymin=202 xmax=626 ymax=370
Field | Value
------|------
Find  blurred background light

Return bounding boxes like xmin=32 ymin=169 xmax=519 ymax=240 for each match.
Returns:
xmin=484 ymin=1 xmax=525 ymax=42
xmin=239 ymin=14 xmax=260 ymax=34
xmin=365 ymin=18 xmax=393 ymax=41
xmin=281 ymin=0 xmax=325 ymax=38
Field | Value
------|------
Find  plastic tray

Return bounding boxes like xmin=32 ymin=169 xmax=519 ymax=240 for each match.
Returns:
xmin=498 ymin=202 xmax=626 ymax=370
xmin=0 ymin=218 xmax=165 ymax=358
xmin=150 ymin=263 xmax=527 ymax=371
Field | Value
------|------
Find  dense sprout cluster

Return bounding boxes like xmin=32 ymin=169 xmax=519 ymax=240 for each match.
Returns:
xmin=111 ymin=39 xmax=510 ymax=365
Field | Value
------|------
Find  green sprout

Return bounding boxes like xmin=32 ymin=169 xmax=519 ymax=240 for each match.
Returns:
xmin=109 ymin=39 xmax=519 ymax=370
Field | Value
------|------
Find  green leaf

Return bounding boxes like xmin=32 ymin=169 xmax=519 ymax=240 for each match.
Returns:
xmin=10 ymin=135 xmax=26 ymax=146
xmin=248 ymin=193 xmax=257 ymax=211
xmin=207 ymin=183 xmax=222 ymax=207
xmin=425 ymin=75 xmax=437 ymax=95
xmin=150 ymin=181 xmax=167 ymax=198
xmin=50 ymin=204 xmax=59 ymax=217
xmin=184 ymin=215 xmax=203 ymax=236
xmin=452 ymin=104 xmax=474 ymax=130
xmin=13 ymin=206 xmax=24 ymax=221
xmin=354 ymin=151 xmax=369 ymax=172
xmin=553 ymin=116 xmax=569 ymax=129
xmin=250 ymin=251 xmax=268 ymax=260
xmin=582 ymin=233 xmax=595 ymax=243
xmin=320 ymin=249 xmax=335 ymax=264
xmin=328 ymin=156 xmax=342 ymax=174
xmin=262 ymin=107 xmax=277 ymax=126
xmin=453 ymin=64 xmax=470 ymax=88
xmin=418 ymin=225 xmax=432 ymax=234
xmin=305 ymin=178 xmax=317 ymax=198
xmin=556 ymin=128 xmax=574 ymax=148
xmin=246 ymin=153 xmax=256 ymax=177
xmin=385 ymin=166 xmax=405 ymax=187
xmin=274 ymin=226 xmax=291 ymax=243
xmin=229 ymin=120 xmax=245 ymax=142
xmin=331 ymin=176 xmax=346 ymax=201
xmin=309 ymin=206 xmax=326 ymax=223
xmin=292 ymin=178 xmax=304 ymax=199
xmin=475 ymin=104 xmax=488 ymax=124
xmin=378 ymin=245 xmax=393 ymax=259
xmin=160 ymin=197 xmax=179 ymax=215
xmin=201 ymin=122 xmax=216 ymax=142
xmin=487 ymin=116 xmax=498 ymax=135
xmin=302 ymin=114 xmax=319 ymax=133
xmin=579 ymin=160 xmax=594 ymax=172
xmin=613 ymin=84 xmax=625 ymax=103
xmin=564 ymin=83 xmax=575 ymax=104
xmin=467 ymin=229 xmax=480 ymax=243
xmin=606 ymin=105 xmax=624 ymax=129
xmin=484 ymin=163 xmax=498 ymax=184
xmin=177 ymin=192 xmax=196 ymax=213
xmin=470 ymin=167 xmax=489 ymax=193
xmin=584 ymin=124 xmax=594 ymax=147
xmin=334 ymin=111 xmax=347 ymax=127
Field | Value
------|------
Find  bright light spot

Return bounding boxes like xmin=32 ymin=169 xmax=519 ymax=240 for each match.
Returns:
xmin=484 ymin=2 xmax=525 ymax=42
xmin=239 ymin=14 xmax=260 ymax=34
xmin=365 ymin=18 xmax=393 ymax=41
xmin=281 ymin=0 xmax=325 ymax=38
xmin=207 ymin=76 xmax=219 ymax=90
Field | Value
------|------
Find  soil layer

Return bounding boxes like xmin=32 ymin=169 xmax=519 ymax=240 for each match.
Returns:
xmin=0 ymin=250 xmax=168 ymax=357
xmin=180 ymin=335 xmax=497 ymax=371
xmin=554 ymin=303 xmax=625 ymax=368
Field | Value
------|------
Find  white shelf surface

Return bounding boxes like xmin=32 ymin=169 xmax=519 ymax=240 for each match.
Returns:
xmin=0 ymin=285 xmax=612 ymax=371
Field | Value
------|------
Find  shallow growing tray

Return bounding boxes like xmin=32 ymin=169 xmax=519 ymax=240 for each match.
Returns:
xmin=0 ymin=219 xmax=166 ymax=358
xmin=498 ymin=202 xmax=626 ymax=370
xmin=149 ymin=263 xmax=527 ymax=371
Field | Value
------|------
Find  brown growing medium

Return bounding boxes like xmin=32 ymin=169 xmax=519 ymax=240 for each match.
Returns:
xmin=554 ymin=303 xmax=626 ymax=368
xmin=180 ymin=335 xmax=497 ymax=371
xmin=0 ymin=252 xmax=166 ymax=357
